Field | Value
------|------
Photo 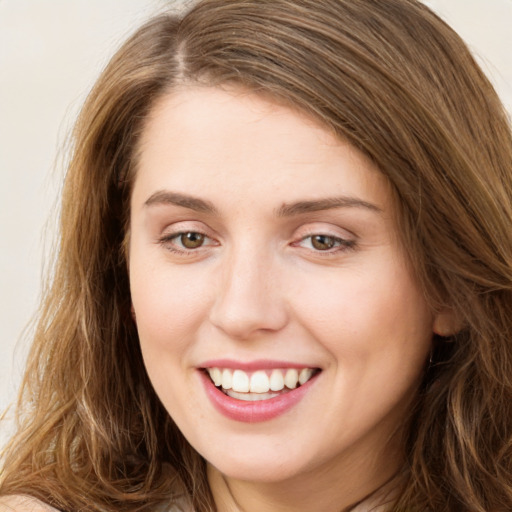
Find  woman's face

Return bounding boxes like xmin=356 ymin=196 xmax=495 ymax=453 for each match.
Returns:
xmin=129 ymin=86 xmax=437 ymax=486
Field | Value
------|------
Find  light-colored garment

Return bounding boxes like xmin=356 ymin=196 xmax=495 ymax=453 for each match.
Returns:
xmin=0 ymin=496 xmax=59 ymax=512
xmin=0 ymin=496 xmax=192 ymax=512
xmin=0 ymin=492 xmax=392 ymax=511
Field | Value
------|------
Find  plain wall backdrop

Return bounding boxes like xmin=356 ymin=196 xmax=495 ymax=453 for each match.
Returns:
xmin=1 ymin=0 xmax=511 ymax=445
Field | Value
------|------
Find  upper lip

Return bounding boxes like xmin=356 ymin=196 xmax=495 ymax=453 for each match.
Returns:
xmin=199 ymin=359 xmax=320 ymax=371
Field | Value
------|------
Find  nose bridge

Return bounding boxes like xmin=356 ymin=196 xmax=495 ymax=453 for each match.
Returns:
xmin=209 ymin=240 xmax=288 ymax=339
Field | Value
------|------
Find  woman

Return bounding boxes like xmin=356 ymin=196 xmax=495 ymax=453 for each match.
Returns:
xmin=1 ymin=0 xmax=511 ymax=511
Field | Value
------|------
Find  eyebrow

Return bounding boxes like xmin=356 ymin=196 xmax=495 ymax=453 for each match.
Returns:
xmin=276 ymin=197 xmax=382 ymax=216
xmin=144 ymin=190 xmax=381 ymax=216
xmin=144 ymin=190 xmax=218 ymax=214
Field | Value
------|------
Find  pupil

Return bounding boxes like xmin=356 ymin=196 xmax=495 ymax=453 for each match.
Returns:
xmin=181 ymin=232 xmax=205 ymax=249
xmin=312 ymin=235 xmax=335 ymax=250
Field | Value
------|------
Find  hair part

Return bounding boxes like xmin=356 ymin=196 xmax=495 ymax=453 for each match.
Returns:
xmin=2 ymin=1 xmax=511 ymax=511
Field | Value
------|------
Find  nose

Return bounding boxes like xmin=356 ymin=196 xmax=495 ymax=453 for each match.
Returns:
xmin=208 ymin=246 xmax=289 ymax=340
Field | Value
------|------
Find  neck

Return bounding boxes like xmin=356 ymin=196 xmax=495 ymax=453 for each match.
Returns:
xmin=207 ymin=454 xmax=401 ymax=512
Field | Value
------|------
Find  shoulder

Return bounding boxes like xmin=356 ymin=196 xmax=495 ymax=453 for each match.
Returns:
xmin=0 ymin=496 xmax=59 ymax=512
xmin=0 ymin=495 xmax=192 ymax=512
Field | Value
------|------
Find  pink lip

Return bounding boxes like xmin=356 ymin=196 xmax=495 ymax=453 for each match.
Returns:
xmin=199 ymin=369 xmax=319 ymax=423
xmin=199 ymin=359 xmax=313 ymax=371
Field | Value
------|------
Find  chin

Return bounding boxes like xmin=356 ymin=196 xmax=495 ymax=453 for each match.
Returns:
xmin=212 ymin=457 xmax=301 ymax=483
xmin=197 ymin=434 xmax=319 ymax=484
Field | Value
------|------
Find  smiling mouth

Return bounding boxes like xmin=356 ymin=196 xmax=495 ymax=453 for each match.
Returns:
xmin=204 ymin=367 xmax=321 ymax=402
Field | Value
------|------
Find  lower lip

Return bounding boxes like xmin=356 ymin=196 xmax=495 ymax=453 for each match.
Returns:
xmin=199 ymin=371 xmax=318 ymax=423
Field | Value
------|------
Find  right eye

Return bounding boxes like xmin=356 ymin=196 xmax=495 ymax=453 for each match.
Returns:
xmin=175 ymin=232 xmax=206 ymax=249
xmin=159 ymin=231 xmax=216 ymax=254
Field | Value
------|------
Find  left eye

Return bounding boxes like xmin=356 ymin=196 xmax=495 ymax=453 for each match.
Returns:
xmin=299 ymin=234 xmax=350 ymax=251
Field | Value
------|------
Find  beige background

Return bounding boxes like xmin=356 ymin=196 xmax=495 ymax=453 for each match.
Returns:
xmin=1 ymin=0 xmax=511 ymax=444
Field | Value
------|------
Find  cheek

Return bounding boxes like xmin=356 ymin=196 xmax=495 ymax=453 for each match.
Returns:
xmin=299 ymin=264 xmax=432 ymax=433
xmin=128 ymin=254 xmax=215 ymax=417
xmin=290 ymin=258 xmax=433 ymax=370
xmin=129 ymin=252 xmax=214 ymax=357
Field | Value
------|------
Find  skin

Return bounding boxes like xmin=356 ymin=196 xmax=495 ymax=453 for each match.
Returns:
xmin=129 ymin=85 xmax=446 ymax=512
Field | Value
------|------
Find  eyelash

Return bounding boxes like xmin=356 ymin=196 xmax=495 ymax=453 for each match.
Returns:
xmin=158 ymin=230 xmax=356 ymax=257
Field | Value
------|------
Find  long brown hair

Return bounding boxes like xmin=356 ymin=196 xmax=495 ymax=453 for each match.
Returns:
xmin=2 ymin=1 xmax=511 ymax=511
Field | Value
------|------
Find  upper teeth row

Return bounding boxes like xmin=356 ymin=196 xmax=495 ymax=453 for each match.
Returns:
xmin=207 ymin=368 xmax=314 ymax=393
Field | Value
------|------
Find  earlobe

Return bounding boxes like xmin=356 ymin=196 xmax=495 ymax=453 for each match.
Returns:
xmin=131 ymin=304 xmax=137 ymax=323
xmin=433 ymin=308 xmax=462 ymax=338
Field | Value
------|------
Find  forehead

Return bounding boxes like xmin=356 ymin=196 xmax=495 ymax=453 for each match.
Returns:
xmin=133 ymin=85 xmax=391 ymax=213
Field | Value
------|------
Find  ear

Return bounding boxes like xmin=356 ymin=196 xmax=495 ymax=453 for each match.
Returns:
xmin=130 ymin=304 xmax=137 ymax=323
xmin=433 ymin=308 xmax=462 ymax=338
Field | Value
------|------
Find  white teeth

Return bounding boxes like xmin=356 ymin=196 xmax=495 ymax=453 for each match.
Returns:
xmin=210 ymin=367 xmax=222 ymax=387
xmin=299 ymin=368 xmax=313 ymax=385
xmin=207 ymin=367 xmax=317 ymax=395
xmin=250 ymin=370 xmax=270 ymax=393
xmin=227 ymin=389 xmax=281 ymax=401
xmin=284 ymin=369 xmax=299 ymax=389
xmin=221 ymin=369 xmax=233 ymax=390
xmin=269 ymin=369 xmax=285 ymax=391
xmin=232 ymin=369 xmax=250 ymax=392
